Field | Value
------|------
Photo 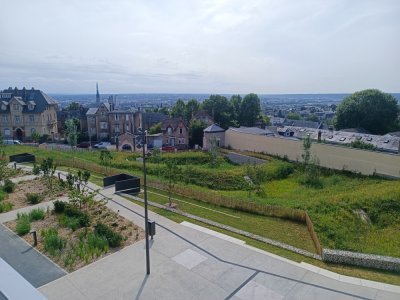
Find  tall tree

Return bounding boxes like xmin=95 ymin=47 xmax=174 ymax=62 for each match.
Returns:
xmin=185 ymin=99 xmax=200 ymax=122
xmin=171 ymin=99 xmax=186 ymax=119
xmin=335 ymin=89 xmax=399 ymax=134
xmin=65 ymin=118 xmax=79 ymax=147
xmin=230 ymin=94 xmax=242 ymax=121
xmin=189 ymin=120 xmax=207 ymax=148
xmin=202 ymin=95 xmax=233 ymax=129
xmin=239 ymin=93 xmax=261 ymax=127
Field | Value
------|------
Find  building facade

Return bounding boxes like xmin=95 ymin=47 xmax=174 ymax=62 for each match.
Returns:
xmin=160 ymin=118 xmax=189 ymax=150
xmin=0 ymin=87 xmax=58 ymax=141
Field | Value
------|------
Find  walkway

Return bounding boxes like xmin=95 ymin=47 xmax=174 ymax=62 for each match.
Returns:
xmin=38 ymin=184 xmax=400 ymax=299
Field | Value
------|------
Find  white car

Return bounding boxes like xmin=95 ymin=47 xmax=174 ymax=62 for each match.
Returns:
xmin=94 ymin=142 xmax=111 ymax=149
xmin=3 ymin=139 xmax=21 ymax=145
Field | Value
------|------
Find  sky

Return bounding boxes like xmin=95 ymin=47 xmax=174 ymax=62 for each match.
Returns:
xmin=0 ymin=0 xmax=399 ymax=94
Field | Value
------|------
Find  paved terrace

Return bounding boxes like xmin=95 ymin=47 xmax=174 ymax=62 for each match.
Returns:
xmin=2 ymin=164 xmax=400 ymax=299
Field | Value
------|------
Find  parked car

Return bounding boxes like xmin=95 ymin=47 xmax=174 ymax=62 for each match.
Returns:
xmin=161 ymin=146 xmax=176 ymax=152
xmin=78 ymin=141 xmax=91 ymax=148
xmin=94 ymin=142 xmax=111 ymax=149
xmin=3 ymin=139 xmax=21 ymax=145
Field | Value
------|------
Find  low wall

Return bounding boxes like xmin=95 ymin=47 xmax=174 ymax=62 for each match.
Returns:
xmin=225 ymin=129 xmax=400 ymax=178
xmin=9 ymin=153 xmax=35 ymax=163
xmin=322 ymin=249 xmax=400 ymax=272
xmin=103 ymin=173 xmax=140 ymax=195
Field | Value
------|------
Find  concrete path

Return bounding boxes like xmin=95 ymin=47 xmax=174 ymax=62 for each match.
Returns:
xmin=0 ymin=224 xmax=66 ymax=288
xmin=38 ymin=185 xmax=400 ymax=300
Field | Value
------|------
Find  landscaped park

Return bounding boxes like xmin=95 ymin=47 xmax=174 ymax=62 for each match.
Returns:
xmin=1 ymin=144 xmax=399 ymax=284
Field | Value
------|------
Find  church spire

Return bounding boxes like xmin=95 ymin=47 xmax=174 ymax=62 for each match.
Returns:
xmin=96 ymin=82 xmax=100 ymax=103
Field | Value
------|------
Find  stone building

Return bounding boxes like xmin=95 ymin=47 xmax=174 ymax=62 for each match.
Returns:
xmin=0 ymin=87 xmax=58 ymax=141
xmin=160 ymin=118 xmax=189 ymax=150
xmin=203 ymin=124 xmax=225 ymax=150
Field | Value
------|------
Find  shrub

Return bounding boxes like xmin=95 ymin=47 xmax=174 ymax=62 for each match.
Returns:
xmin=29 ymin=208 xmax=45 ymax=221
xmin=0 ymin=201 xmax=13 ymax=213
xmin=3 ymin=179 xmax=15 ymax=193
xmin=94 ymin=223 xmax=123 ymax=247
xmin=41 ymin=228 xmax=66 ymax=255
xmin=16 ymin=214 xmax=31 ymax=235
xmin=59 ymin=215 xmax=80 ymax=231
xmin=26 ymin=193 xmax=43 ymax=204
xmin=64 ymin=205 xmax=90 ymax=227
xmin=53 ymin=200 xmax=66 ymax=213
xmin=32 ymin=163 xmax=40 ymax=175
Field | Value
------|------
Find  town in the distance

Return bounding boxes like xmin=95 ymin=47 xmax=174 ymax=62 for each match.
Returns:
xmin=0 ymin=85 xmax=399 ymax=154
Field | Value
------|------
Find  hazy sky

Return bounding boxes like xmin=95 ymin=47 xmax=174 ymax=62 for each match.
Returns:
xmin=0 ymin=0 xmax=399 ymax=94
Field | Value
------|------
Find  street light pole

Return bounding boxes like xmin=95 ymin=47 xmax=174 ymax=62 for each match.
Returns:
xmin=142 ymin=125 xmax=150 ymax=275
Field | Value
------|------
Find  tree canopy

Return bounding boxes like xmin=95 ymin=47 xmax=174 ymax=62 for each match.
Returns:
xmin=239 ymin=93 xmax=261 ymax=127
xmin=335 ymin=89 xmax=399 ymax=134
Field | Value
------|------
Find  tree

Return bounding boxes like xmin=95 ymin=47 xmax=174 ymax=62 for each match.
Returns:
xmin=163 ymin=160 xmax=181 ymax=207
xmin=66 ymin=102 xmax=80 ymax=111
xmin=208 ymin=137 xmax=220 ymax=167
xmin=189 ymin=120 xmax=207 ymax=148
xmin=239 ymin=93 xmax=261 ymax=126
xmin=99 ymin=149 xmax=113 ymax=167
xmin=230 ymin=94 xmax=242 ymax=121
xmin=31 ymin=132 xmax=41 ymax=143
xmin=148 ymin=123 xmax=161 ymax=134
xmin=335 ymin=89 xmax=399 ymax=134
xmin=286 ymin=112 xmax=301 ymax=120
xmin=306 ymin=114 xmax=319 ymax=122
xmin=65 ymin=118 xmax=78 ymax=147
xmin=300 ymin=135 xmax=322 ymax=188
xmin=185 ymin=99 xmax=200 ymax=122
xmin=202 ymin=95 xmax=234 ymax=129
xmin=171 ymin=99 xmax=186 ymax=119
xmin=40 ymin=158 xmax=57 ymax=191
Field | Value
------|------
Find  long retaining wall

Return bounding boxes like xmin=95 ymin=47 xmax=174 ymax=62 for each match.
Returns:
xmin=225 ymin=129 xmax=400 ymax=178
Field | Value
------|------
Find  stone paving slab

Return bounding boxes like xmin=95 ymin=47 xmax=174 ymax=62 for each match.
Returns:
xmin=0 ymin=224 xmax=66 ymax=288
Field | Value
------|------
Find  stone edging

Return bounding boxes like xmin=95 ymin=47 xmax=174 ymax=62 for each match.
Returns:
xmin=323 ymin=249 xmax=400 ymax=272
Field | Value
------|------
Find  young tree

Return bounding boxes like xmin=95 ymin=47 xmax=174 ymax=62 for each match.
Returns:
xmin=163 ymin=160 xmax=181 ymax=207
xmin=31 ymin=132 xmax=41 ymax=143
xmin=65 ymin=118 xmax=78 ymax=147
xmin=99 ymin=149 xmax=113 ymax=167
xmin=300 ymin=135 xmax=322 ymax=188
xmin=208 ymin=137 xmax=220 ymax=167
xmin=40 ymin=158 xmax=57 ymax=191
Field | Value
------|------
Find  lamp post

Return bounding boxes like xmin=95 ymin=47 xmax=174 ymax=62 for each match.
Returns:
xmin=136 ymin=125 xmax=150 ymax=275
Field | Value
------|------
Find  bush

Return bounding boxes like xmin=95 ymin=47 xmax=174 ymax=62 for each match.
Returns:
xmin=26 ymin=193 xmax=43 ymax=204
xmin=94 ymin=222 xmax=123 ymax=247
xmin=29 ymin=208 xmax=45 ymax=221
xmin=0 ymin=201 xmax=13 ymax=213
xmin=59 ymin=215 xmax=80 ymax=231
xmin=16 ymin=214 xmax=31 ymax=235
xmin=64 ymin=205 xmax=90 ymax=227
xmin=42 ymin=228 xmax=66 ymax=255
xmin=32 ymin=163 xmax=40 ymax=175
xmin=53 ymin=200 xmax=66 ymax=213
xmin=3 ymin=179 xmax=15 ymax=193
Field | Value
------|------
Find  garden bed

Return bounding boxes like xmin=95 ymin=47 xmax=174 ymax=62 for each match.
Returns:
xmin=6 ymin=200 xmax=144 ymax=271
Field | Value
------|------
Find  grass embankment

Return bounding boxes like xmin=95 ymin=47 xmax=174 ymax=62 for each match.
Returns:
xmin=5 ymin=146 xmax=400 ymax=258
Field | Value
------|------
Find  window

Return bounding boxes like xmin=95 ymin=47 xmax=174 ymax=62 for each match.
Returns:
xmin=167 ymin=127 xmax=172 ymax=135
xmin=29 ymin=115 xmax=34 ymax=122
xmin=101 ymin=112 xmax=105 ymax=117
xmin=4 ymin=128 xmax=10 ymax=136
xmin=114 ymin=124 xmax=120 ymax=133
xmin=28 ymin=104 xmax=34 ymax=110
xmin=1 ymin=104 xmax=6 ymax=110
xmin=178 ymin=138 xmax=185 ymax=144
xmin=126 ymin=124 xmax=130 ymax=132
xmin=125 ymin=114 xmax=129 ymax=121
xmin=91 ymin=117 xmax=96 ymax=124
xmin=179 ymin=128 xmax=183 ymax=135
xmin=31 ymin=128 xmax=36 ymax=134
xmin=114 ymin=114 xmax=119 ymax=121
xmin=13 ymin=104 xmax=19 ymax=110
xmin=15 ymin=116 xmax=20 ymax=123
xmin=2 ymin=115 xmax=8 ymax=122
xmin=166 ymin=138 xmax=169 ymax=144
xmin=100 ymin=122 xmax=108 ymax=129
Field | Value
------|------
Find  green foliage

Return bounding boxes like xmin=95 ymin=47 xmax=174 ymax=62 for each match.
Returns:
xmin=306 ymin=114 xmax=319 ymax=122
xmin=40 ymin=158 xmax=57 ymax=190
xmin=16 ymin=213 xmax=31 ymax=235
xmin=185 ymin=99 xmax=200 ymax=121
xmin=2 ymin=179 xmax=15 ymax=193
xmin=26 ymin=193 xmax=43 ymax=204
xmin=335 ymin=89 xmax=399 ymax=134
xmin=0 ymin=150 xmax=10 ymax=182
xmin=29 ymin=208 xmax=46 ymax=221
xmin=171 ymin=99 xmax=186 ymax=119
xmin=349 ymin=140 xmax=376 ymax=151
xmin=0 ymin=201 xmax=13 ymax=213
xmin=64 ymin=205 xmax=91 ymax=228
xmin=300 ymin=136 xmax=323 ymax=189
xmin=202 ymin=95 xmax=234 ymax=129
xmin=286 ymin=112 xmax=301 ymax=120
xmin=31 ymin=132 xmax=41 ymax=143
xmin=164 ymin=160 xmax=181 ymax=206
xmin=239 ymin=93 xmax=261 ymax=127
xmin=148 ymin=122 xmax=161 ymax=134
xmin=94 ymin=223 xmax=123 ymax=247
xmin=65 ymin=118 xmax=79 ymax=147
xmin=41 ymin=228 xmax=66 ymax=255
xmin=54 ymin=200 xmax=66 ymax=213
xmin=189 ymin=120 xmax=207 ymax=147
xmin=208 ymin=137 xmax=220 ymax=167
xmin=32 ymin=163 xmax=40 ymax=175
xmin=99 ymin=149 xmax=113 ymax=166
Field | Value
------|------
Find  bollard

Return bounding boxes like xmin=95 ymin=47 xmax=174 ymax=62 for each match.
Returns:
xmin=31 ymin=230 xmax=37 ymax=246
xmin=58 ymin=172 xmax=61 ymax=180
xmin=14 ymin=162 xmax=17 ymax=169
xmin=148 ymin=221 xmax=156 ymax=240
